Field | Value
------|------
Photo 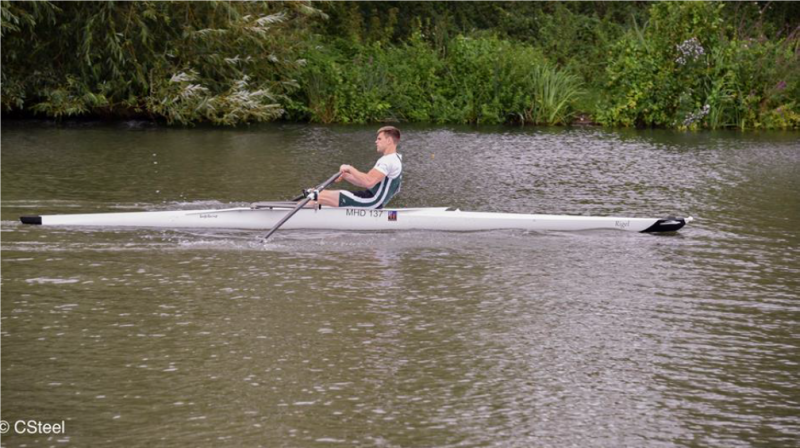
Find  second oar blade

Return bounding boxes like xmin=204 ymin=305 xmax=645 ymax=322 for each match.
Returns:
xmin=262 ymin=171 xmax=341 ymax=242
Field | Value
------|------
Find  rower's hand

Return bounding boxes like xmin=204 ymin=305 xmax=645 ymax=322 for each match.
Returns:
xmin=337 ymin=164 xmax=352 ymax=183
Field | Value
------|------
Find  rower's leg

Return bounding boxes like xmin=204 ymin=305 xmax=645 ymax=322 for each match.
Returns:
xmin=317 ymin=190 xmax=340 ymax=207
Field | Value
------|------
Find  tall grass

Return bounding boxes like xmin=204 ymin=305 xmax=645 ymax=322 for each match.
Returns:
xmin=525 ymin=64 xmax=584 ymax=125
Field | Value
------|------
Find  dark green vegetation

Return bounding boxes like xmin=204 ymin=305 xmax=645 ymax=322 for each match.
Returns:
xmin=1 ymin=1 xmax=319 ymax=125
xmin=2 ymin=1 xmax=798 ymax=129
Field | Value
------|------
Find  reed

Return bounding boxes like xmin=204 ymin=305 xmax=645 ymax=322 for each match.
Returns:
xmin=524 ymin=64 xmax=584 ymax=125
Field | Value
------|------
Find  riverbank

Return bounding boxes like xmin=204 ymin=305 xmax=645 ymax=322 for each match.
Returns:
xmin=2 ymin=2 xmax=798 ymax=130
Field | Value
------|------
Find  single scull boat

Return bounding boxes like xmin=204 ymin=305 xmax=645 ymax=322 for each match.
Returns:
xmin=20 ymin=202 xmax=692 ymax=233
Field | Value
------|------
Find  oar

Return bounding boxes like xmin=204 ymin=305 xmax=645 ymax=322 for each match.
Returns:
xmin=290 ymin=175 xmax=338 ymax=201
xmin=262 ymin=171 xmax=341 ymax=242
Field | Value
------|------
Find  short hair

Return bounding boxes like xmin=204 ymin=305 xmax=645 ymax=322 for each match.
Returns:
xmin=378 ymin=126 xmax=400 ymax=143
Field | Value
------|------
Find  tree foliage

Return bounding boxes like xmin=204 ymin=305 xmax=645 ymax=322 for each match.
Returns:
xmin=2 ymin=1 xmax=797 ymax=129
xmin=313 ymin=2 xmax=798 ymax=48
xmin=1 ymin=1 xmax=322 ymax=125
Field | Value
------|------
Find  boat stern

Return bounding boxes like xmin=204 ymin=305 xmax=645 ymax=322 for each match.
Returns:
xmin=641 ymin=216 xmax=693 ymax=233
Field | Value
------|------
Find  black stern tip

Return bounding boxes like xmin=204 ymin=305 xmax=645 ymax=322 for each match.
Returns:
xmin=642 ymin=216 xmax=693 ymax=233
xmin=20 ymin=216 xmax=42 ymax=225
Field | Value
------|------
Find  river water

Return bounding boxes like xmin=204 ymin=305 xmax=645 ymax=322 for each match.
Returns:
xmin=1 ymin=121 xmax=798 ymax=447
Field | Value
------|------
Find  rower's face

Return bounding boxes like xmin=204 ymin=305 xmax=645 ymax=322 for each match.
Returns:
xmin=375 ymin=132 xmax=391 ymax=153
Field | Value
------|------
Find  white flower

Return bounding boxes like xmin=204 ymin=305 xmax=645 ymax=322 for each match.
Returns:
xmin=675 ymin=38 xmax=705 ymax=65
xmin=683 ymin=104 xmax=711 ymax=126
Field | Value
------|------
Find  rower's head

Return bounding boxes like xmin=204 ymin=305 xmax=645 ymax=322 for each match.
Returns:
xmin=376 ymin=126 xmax=400 ymax=154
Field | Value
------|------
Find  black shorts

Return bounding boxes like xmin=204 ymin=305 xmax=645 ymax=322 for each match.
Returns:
xmin=350 ymin=190 xmax=373 ymax=199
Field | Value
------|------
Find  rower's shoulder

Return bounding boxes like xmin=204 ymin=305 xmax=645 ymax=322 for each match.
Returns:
xmin=378 ymin=152 xmax=402 ymax=162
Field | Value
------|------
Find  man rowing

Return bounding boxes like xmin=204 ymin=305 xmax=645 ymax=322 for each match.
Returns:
xmin=313 ymin=126 xmax=402 ymax=209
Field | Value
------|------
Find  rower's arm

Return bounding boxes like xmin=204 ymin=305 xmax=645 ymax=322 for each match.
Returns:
xmin=343 ymin=168 xmax=385 ymax=189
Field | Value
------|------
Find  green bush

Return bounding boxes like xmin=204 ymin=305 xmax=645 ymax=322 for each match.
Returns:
xmin=381 ymin=32 xmax=447 ymax=123
xmin=598 ymin=1 xmax=799 ymax=130
xmin=423 ymin=34 xmax=583 ymax=125
xmin=598 ymin=2 xmax=725 ymax=128
xmin=536 ymin=2 xmax=626 ymax=88
xmin=444 ymin=35 xmax=544 ymax=125
xmin=287 ymin=34 xmax=583 ymax=126
xmin=285 ymin=42 xmax=392 ymax=124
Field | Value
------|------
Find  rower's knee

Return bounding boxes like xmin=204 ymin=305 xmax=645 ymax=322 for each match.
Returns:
xmin=318 ymin=190 xmax=339 ymax=207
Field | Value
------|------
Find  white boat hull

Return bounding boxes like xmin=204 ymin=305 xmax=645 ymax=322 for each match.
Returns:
xmin=21 ymin=206 xmax=692 ymax=233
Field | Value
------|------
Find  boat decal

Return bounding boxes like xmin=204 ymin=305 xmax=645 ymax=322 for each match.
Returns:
xmin=199 ymin=214 xmax=218 ymax=219
xmin=388 ymin=211 xmax=397 ymax=221
xmin=615 ymin=220 xmax=630 ymax=230
xmin=345 ymin=209 xmax=385 ymax=218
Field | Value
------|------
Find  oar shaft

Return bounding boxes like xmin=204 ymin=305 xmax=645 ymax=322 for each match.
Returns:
xmin=262 ymin=198 xmax=312 ymax=240
xmin=263 ymin=171 xmax=341 ymax=241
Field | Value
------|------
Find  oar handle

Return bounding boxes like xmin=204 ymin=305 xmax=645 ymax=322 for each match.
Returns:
xmin=263 ymin=171 xmax=342 ymax=242
xmin=312 ymin=171 xmax=342 ymax=197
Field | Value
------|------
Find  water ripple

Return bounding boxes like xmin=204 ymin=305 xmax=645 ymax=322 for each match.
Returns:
xmin=1 ymin=123 xmax=798 ymax=447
